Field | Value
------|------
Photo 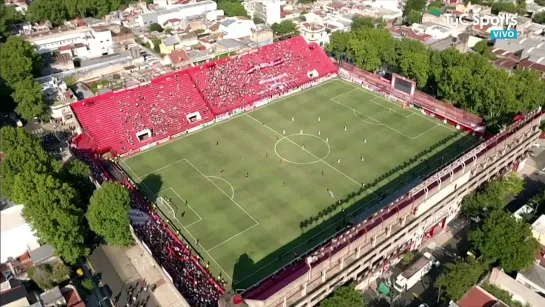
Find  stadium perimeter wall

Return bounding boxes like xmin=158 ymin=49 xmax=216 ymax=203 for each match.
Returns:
xmin=236 ymin=111 xmax=543 ymax=307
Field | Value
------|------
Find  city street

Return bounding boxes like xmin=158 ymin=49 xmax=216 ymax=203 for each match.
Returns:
xmin=88 ymin=245 xmax=159 ymax=307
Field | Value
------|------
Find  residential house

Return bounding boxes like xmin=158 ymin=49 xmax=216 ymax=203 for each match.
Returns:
xmin=159 ymin=35 xmax=181 ymax=54
xmin=215 ymin=38 xmax=244 ymax=54
xmin=0 ymin=279 xmax=30 ymax=307
xmin=220 ymin=17 xmax=256 ymax=39
xmin=251 ymin=24 xmax=273 ymax=47
xmin=164 ymin=49 xmax=190 ymax=68
xmin=1 ymin=206 xmax=40 ymax=264
xmin=40 ymin=286 xmax=65 ymax=307
xmin=489 ymin=267 xmax=545 ymax=307
xmin=244 ymin=0 xmax=283 ymax=25
xmin=135 ymin=1 xmax=217 ymax=27
xmin=516 ymin=264 xmax=545 ymax=297
xmin=299 ymin=22 xmax=328 ymax=46
xmin=162 ymin=18 xmax=184 ymax=30
xmin=25 ymin=26 xmax=114 ymax=59
xmin=179 ymin=31 xmax=198 ymax=47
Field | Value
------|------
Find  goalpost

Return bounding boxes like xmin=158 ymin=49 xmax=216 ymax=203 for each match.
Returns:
xmin=157 ymin=196 xmax=176 ymax=219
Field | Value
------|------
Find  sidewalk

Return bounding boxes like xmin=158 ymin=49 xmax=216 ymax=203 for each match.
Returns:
xmin=89 ymin=244 xmax=187 ymax=307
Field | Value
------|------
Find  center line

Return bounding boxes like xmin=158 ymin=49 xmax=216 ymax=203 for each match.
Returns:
xmin=245 ymin=113 xmax=362 ymax=188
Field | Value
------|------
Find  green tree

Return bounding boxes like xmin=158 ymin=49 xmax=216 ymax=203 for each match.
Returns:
xmin=11 ymin=78 xmax=47 ymax=121
xmin=271 ymin=20 xmax=298 ymax=39
xmin=87 ymin=182 xmax=133 ymax=247
xmin=403 ymin=0 xmax=427 ymax=16
xmin=325 ymin=31 xmax=350 ymax=59
xmin=491 ymin=2 xmax=517 ymax=15
xmin=351 ymin=16 xmax=382 ymax=31
xmin=0 ymin=36 xmax=45 ymax=85
xmin=402 ymin=252 xmax=415 ymax=265
xmin=0 ymin=4 xmax=23 ymax=41
xmin=0 ymin=127 xmax=60 ymax=200
xmin=253 ymin=17 xmax=265 ymax=24
xmin=28 ymin=262 xmax=70 ymax=290
xmin=0 ymin=54 xmax=32 ymax=86
xmin=435 ymin=259 xmax=485 ymax=301
xmin=320 ymin=283 xmax=365 ymax=307
xmin=407 ymin=10 xmax=422 ymax=25
xmin=148 ymin=22 xmax=164 ymax=32
xmin=0 ymin=77 xmax=15 ymax=115
xmin=65 ymin=159 xmax=95 ymax=206
xmin=218 ymin=0 xmax=248 ymax=17
xmin=461 ymin=173 xmax=524 ymax=218
xmin=50 ymin=262 xmax=71 ymax=282
xmin=14 ymin=172 xmax=89 ymax=263
xmin=532 ymin=12 xmax=545 ymax=24
xmin=395 ymin=39 xmax=430 ymax=88
xmin=473 ymin=40 xmax=488 ymax=54
xmin=81 ymin=278 xmax=95 ymax=292
xmin=28 ymin=0 xmax=68 ymax=25
xmin=28 ymin=265 xmax=54 ymax=290
xmin=470 ymin=210 xmax=540 ymax=273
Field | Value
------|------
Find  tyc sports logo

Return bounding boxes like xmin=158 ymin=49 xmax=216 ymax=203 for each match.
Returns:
xmin=444 ymin=13 xmax=518 ymax=40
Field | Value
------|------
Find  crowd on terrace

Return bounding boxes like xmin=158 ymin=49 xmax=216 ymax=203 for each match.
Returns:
xmin=70 ymin=144 xmax=222 ymax=307
xmin=71 ymin=37 xmax=336 ymax=156
xmin=188 ymin=37 xmax=337 ymax=114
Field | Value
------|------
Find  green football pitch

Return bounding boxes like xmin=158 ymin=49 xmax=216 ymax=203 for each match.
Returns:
xmin=119 ymin=79 xmax=477 ymax=290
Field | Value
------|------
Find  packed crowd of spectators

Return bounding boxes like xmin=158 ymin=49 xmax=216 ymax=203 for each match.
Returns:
xmin=42 ymin=130 xmax=73 ymax=153
xmin=71 ymin=37 xmax=336 ymax=155
xmin=125 ymin=182 xmax=222 ymax=306
xmin=189 ymin=36 xmax=337 ymax=115
xmin=70 ymin=145 xmax=223 ymax=306
xmin=133 ymin=220 xmax=221 ymax=307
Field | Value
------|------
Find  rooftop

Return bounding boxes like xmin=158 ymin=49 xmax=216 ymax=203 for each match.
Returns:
xmin=40 ymin=286 xmax=63 ymax=305
xmin=518 ymin=263 xmax=545 ymax=290
xmin=533 ymin=215 xmax=545 ymax=235
xmin=457 ymin=286 xmax=497 ymax=307
xmin=1 ymin=205 xmax=40 ymax=263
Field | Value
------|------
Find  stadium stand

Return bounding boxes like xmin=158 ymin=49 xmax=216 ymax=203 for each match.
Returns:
xmin=71 ymin=74 xmax=211 ymax=155
xmin=70 ymin=143 xmax=224 ymax=307
xmin=71 ymin=36 xmax=337 ymax=156
xmin=187 ymin=37 xmax=337 ymax=115
xmin=69 ymin=36 xmax=338 ymax=306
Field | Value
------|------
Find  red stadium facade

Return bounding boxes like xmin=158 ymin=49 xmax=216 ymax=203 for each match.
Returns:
xmin=68 ymin=37 xmax=544 ymax=307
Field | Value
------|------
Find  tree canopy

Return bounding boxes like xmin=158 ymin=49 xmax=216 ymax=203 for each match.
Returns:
xmin=403 ymin=0 xmax=427 ymax=16
xmin=533 ymin=12 xmax=545 ymax=25
xmin=0 ymin=36 xmax=47 ymax=120
xmin=0 ymin=4 xmax=23 ymax=41
xmin=87 ymin=182 xmax=133 ymax=247
xmin=469 ymin=210 xmax=540 ymax=273
xmin=217 ymin=0 xmax=248 ymax=17
xmin=461 ymin=172 xmax=524 ymax=218
xmin=27 ymin=0 xmax=136 ymax=25
xmin=326 ymin=27 xmax=545 ymax=131
xmin=28 ymin=262 xmax=71 ymax=290
xmin=148 ymin=23 xmax=164 ymax=32
xmin=435 ymin=258 xmax=485 ymax=301
xmin=320 ymin=283 xmax=365 ymax=307
xmin=406 ymin=10 xmax=422 ymax=25
xmin=271 ymin=20 xmax=299 ymax=39
xmin=1 ymin=127 xmax=91 ymax=263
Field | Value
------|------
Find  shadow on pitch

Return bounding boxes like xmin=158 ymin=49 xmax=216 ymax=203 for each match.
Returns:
xmin=232 ymin=133 xmax=478 ymax=291
xmin=139 ymin=173 xmax=164 ymax=199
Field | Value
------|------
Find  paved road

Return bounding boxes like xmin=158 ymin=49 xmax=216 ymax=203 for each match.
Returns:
xmin=88 ymin=245 xmax=159 ymax=307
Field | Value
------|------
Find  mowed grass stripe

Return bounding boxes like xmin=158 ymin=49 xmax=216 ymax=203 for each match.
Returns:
xmin=120 ymin=79 xmax=477 ymax=288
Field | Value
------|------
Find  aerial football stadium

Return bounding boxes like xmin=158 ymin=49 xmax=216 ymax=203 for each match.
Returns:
xmin=69 ymin=36 xmax=543 ymax=307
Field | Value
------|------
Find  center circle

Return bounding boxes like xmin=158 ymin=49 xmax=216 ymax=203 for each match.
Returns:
xmin=274 ymin=134 xmax=330 ymax=164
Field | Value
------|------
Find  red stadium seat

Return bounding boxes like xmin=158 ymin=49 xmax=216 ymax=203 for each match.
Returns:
xmin=71 ymin=36 xmax=337 ymax=156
